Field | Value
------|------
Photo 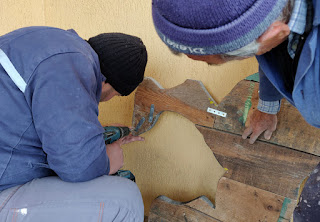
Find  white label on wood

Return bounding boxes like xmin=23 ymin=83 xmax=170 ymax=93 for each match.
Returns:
xmin=207 ymin=108 xmax=227 ymax=118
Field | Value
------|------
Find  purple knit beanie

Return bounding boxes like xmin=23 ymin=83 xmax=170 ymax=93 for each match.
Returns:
xmin=152 ymin=0 xmax=288 ymax=55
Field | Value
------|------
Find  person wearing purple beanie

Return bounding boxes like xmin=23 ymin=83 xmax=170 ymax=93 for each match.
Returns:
xmin=152 ymin=0 xmax=319 ymax=221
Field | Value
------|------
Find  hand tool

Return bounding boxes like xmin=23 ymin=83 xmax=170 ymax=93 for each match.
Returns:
xmin=103 ymin=126 xmax=136 ymax=182
xmin=103 ymin=126 xmax=131 ymax=144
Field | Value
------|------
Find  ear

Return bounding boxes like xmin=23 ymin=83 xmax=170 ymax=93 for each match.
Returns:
xmin=256 ymin=21 xmax=290 ymax=55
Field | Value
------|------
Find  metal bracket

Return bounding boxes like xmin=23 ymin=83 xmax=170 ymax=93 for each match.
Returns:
xmin=207 ymin=108 xmax=227 ymax=118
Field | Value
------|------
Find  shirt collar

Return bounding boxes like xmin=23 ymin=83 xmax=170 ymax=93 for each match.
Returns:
xmin=288 ymin=0 xmax=308 ymax=35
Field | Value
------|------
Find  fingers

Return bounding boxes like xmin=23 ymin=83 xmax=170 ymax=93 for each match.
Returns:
xmin=249 ymin=131 xmax=261 ymax=144
xmin=242 ymin=126 xmax=253 ymax=139
xmin=107 ymin=123 xmax=126 ymax=127
xmin=242 ymin=126 xmax=260 ymax=144
xmin=242 ymin=110 xmax=278 ymax=144
xmin=242 ymin=126 xmax=265 ymax=144
xmin=243 ymin=127 xmax=274 ymax=144
xmin=264 ymin=129 xmax=273 ymax=140
xmin=243 ymin=128 xmax=273 ymax=144
xmin=121 ymin=135 xmax=145 ymax=145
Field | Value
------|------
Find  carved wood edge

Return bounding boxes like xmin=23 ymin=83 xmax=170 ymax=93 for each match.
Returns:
xmin=148 ymin=177 xmax=296 ymax=222
xmin=132 ymin=77 xmax=215 ymax=135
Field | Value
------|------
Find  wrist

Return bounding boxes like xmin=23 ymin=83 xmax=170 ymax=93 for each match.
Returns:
xmin=257 ymin=99 xmax=281 ymax=114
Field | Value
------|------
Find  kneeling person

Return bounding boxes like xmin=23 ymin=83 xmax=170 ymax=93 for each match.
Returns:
xmin=0 ymin=27 xmax=147 ymax=221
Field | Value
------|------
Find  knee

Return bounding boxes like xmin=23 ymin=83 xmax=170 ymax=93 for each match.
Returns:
xmin=110 ymin=176 xmax=142 ymax=202
xmin=14 ymin=176 xmax=144 ymax=221
xmin=95 ymin=176 xmax=144 ymax=220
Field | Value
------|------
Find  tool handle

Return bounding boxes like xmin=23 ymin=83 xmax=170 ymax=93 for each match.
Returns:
xmin=103 ymin=126 xmax=130 ymax=144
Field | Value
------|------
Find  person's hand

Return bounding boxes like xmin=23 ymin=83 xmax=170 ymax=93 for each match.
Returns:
xmin=242 ymin=110 xmax=277 ymax=144
xmin=120 ymin=134 xmax=144 ymax=145
xmin=105 ymin=123 xmax=145 ymax=145
xmin=256 ymin=21 xmax=290 ymax=55
xmin=105 ymin=124 xmax=145 ymax=174
xmin=106 ymin=140 xmax=124 ymax=175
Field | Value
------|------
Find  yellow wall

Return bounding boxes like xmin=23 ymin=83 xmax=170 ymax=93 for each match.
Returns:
xmin=1 ymin=0 xmax=259 ymax=215
xmin=0 ymin=0 xmax=258 ymax=125
xmin=124 ymin=112 xmax=226 ymax=214
xmin=43 ymin=0 xmax=258 ymax=126
xmin=0 ymin=0 xmax=45 ymax=35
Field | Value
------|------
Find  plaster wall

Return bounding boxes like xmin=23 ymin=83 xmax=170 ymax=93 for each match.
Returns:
xmin=0 ymin=0 xmax=258 ymax=124
xmin=43 ymin=0 xmax=259 ymax=126
xmin=0 ymin=0 xmax=45 ymax=35
xmin=124 ymin=112 xmax=226 ymax=213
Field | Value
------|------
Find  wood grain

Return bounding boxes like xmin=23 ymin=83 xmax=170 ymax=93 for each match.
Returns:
xmin=187 ymin=177 xmax=296 ymax=222
xmin=197 ymin=126 xmax=320 ymax=199
xmin=148 ymin=195 xmax=221 ymax=222
xmin=214 ymin=80 xmax=320 ymax=156
xmin=132 ymin=78 xmax=215 ymax=135
xmin=133 ymin=78 xmax=320 ymax=221
xmin=149 ymin=177 xmax=296 ymax=222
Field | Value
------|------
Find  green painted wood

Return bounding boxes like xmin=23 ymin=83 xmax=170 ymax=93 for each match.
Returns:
xmin=213 ymin=80 xmax=320 ymax=156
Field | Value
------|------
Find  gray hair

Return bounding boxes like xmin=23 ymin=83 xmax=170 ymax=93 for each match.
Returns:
xmin=224 ymin=40 xmax=260 ymax=58
xmin=223 ymin=0 xmax=294 ymax=58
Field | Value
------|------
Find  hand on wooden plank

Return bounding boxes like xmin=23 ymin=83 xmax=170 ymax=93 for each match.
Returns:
xmin=242 ymin=109 xmax=277 ymax=144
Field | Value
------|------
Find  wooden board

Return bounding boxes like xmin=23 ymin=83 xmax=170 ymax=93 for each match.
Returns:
xmin=149 ymin=177 xmax=296 ymax=222
xmin=214 ymin=80 xmax=320 ymax=156
xmin=148 ymin=196 xmax=221 ymax=222
xmin=132 ymin=77 xmax=216 ymax=135
xmin=188 ymin=177 xmax=297 ymax=222
xmin=133 ymin=78 xmax=320 ymax=221
xmin=197 ymin=126 xmax=320 ymax=199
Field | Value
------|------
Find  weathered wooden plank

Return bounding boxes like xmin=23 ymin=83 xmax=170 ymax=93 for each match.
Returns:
xmin=216 ymin=177 xmax=296 ymax=222
xmin=165 ymin=79 xmax=218 ymax=110
xmin=197 ymin=126 xmax=320 ymax=199
xmin=149 ymin=177 xmax=296 ymax=222
xmin=187 ymin=177 xmax=297 ymax=222
xmin=132 ymin=77 xmax=215 ymax=135
xmin=214 ymin=80 xmax=320 ymax=156
xmin=148 ymin=196 xmax=221 ymax=222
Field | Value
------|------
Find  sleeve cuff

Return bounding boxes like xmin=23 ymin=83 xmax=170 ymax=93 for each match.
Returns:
xmin=57 ymin=147 xmax=109 ymax=182
xmin=257 ymin=99 xmax=281 ymax=114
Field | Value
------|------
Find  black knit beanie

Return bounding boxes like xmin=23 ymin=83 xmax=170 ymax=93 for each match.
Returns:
xmin=88 ymin=33 xmax=147 ymax=96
